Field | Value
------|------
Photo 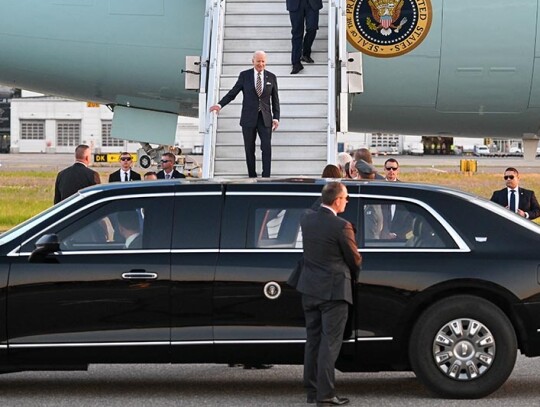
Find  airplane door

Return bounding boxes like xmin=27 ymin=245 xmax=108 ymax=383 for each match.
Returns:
xmin=436 ymin=0 xmax=537 ymax=113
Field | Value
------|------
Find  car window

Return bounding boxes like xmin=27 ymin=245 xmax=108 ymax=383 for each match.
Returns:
xmin=255 ymin=208 xmax=306 ymax=248
xmin=172 ymin=194 xmax=222 ymax=249
xmin=21 ymin=197 xmax=173 ymax=252
xmin=362 ymin=198 xmax=457 ymax=249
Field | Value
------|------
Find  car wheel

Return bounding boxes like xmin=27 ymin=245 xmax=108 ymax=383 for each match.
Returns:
xmin=139 ymin=155 xmax=151 ymax=169
xmin=409 ymin=295 xmax=517 ymax=399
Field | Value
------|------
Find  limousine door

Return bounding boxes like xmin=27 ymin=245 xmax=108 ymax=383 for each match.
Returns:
xmin=213 ymin=185 xmax=360 ymax=365
xmin=7 ymin=195 xmax=173 ymax=365
xmin=170 ymin=185 xmax=223 ymax=363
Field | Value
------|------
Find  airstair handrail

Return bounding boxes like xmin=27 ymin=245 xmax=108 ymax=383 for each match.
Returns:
xmin=201 ymin=0 xmax=226 ymax=178
xmin=337 ymin=0 xmax=348 ymax=134
xmin=327 ymin=0 xmax=338 ymax=164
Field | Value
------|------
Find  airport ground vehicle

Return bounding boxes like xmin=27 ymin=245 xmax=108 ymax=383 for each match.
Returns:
xmin=1 ymin=179 xmax=540 ymax=399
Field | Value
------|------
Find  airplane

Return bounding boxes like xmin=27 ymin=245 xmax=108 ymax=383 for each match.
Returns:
xmin=0 ymin=0 xmax=539 ymax=165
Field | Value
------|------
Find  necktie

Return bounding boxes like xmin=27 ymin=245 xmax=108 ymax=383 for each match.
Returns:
xmin=256 ymin=72 xmax=262 ymax=97
xmin=510 ymin=190 xmax=516 ymax=212
xmin=124 ymin=171 xmax=128 ymax=182
xmin=166 ymin=173 xmax=171 ymax=179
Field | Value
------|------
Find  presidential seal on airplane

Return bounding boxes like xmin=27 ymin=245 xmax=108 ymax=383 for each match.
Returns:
xmin=346 ymin=0 xmax=432 ymax=57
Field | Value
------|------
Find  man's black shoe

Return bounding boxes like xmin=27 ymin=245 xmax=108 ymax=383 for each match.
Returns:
xmin=307 ymin=395 xmax=316 ymax=404
xmin=316 ymin=396 xmax=350 ymax=406
xmin=301 ymin=55 xmax=314 ymax=63
xmin=291 ymin=63 xmax=304 ymax=74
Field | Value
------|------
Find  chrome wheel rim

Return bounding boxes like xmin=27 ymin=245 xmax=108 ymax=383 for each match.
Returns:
xmin=432 ymin=318 xmax=495 ymax=381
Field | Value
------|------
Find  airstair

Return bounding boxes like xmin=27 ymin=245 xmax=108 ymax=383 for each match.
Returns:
xmin=199 ymin=0 xmax=358 ymax=178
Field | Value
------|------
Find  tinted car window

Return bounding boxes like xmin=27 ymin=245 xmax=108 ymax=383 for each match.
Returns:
xmin=21 ymin=196 xmax=173 ymax=252
xmin=362 ymin=198 xmax=457 ymax=249
xmin=172 ymin=194 xmax=222 ymax=249
xmin=254 ymin=208 xmax=306 ymax=248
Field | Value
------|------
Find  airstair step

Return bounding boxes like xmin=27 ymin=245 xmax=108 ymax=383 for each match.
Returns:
xmin=218 ymin=103 xmax=327 ymax=118
xmin=217 ymin=117 xmax=327 ymax=132
xmin=224 ymin=14 xmax=328 ymax=27
xmin=222 ymin=64 xmax=328 ymax=77
xmin=216 ymin=90 xmax=328 ymax=105
xmin=224 ymin=38 xmax=327 ymax=53
xmin=214 ymin=159 xmax=326 ymax=177
xmin=215 ymin=145 xmax=328 ymax=160
xmin=216 ymin=131 xmax=327 ymax=146
xmin=220 ymin=76 xmax=328 ymax=90
xmin=224 ymin=26 xmax=328 ymax=40
xmin=222 ymin=51 xmax=327 ymax=66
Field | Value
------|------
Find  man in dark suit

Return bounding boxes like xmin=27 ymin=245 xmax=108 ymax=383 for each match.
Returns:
xmin=156 ymin=152 xmax=185 ymax=179
xmin=381 ymin=158 xmax=413 ymax=239
xmin=490 ymin=167 xmax=540 ymax=220
xmin=117 ymin=211 xmax=142 ymax=249
xmin=296 ymin=182 xmax=361 ymax=406
xmin=210 ymin=50 xmax=280 ymax=178
xmin=286 ymin=0 xmax=323 ymax=74
xmin=108 ymin=152 xmax=141 ymax=182
xmin=54 ymin=144 xmax=101 ymax=204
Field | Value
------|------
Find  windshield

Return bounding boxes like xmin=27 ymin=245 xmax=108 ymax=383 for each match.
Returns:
xmin=0 ymin=193 xmax=83 ymax=245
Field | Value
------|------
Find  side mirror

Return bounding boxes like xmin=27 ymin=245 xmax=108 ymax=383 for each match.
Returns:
xmin=29 ymin=234 xmax=60 ymax=263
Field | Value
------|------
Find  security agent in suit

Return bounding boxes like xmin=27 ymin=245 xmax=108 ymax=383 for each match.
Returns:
xmin=54 ymin=144 xmax=101 ymax=204
xmin=490 ymin=167 xmax=540 ymax=220
xmin=286 ymin=0 xmax=323 ymax=74
xmin=381 ymin=158 xmax=413 ymax=239
xmin=210 ymin=50 xmax=280 ymax=178
xmin=108 ymin=152 xmax=141 ymax=182
xmin=156 ymin=152 xmax=185 ymax=179
xmin=296 ymin=182 xmax=361 ymax=406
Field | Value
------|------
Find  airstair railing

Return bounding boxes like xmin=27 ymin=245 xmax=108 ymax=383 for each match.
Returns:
xmin=328 ymin=0 xmax=347 ymax=164
xmin=327 ymin=0 xmax=338 ymax=164
xmin=200 ymin=0 xmax=226 ymax=178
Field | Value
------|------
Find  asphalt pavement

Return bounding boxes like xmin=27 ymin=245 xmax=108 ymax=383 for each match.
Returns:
xmin=0 ymin=355 xmax=538 ymax=406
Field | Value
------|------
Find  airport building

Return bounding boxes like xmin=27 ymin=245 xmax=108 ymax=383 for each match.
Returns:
xmin=9 ymin=93 xmax=200 ymax=155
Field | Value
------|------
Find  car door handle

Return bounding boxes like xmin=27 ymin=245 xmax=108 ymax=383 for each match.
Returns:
xmin=121 ymin=272 xmax=158 ymax=280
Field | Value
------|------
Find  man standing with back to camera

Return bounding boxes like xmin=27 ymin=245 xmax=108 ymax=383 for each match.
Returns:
xmin=286 ymin=0 xmax=323 ymax=74
xmin=54 ymin=144 xmax=101 ymax=204
xmin=296 ymin=182 xmax=361 ymax=406
xmin=210 ymin=50 xmax=280 ymax=178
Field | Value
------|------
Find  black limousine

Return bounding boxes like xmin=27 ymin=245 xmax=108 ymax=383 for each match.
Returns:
xmin=1 ymin=178 xmax=540 ymax=399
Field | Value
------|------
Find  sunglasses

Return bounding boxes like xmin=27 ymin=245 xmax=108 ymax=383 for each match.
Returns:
xmin=504 ymin=175 xmax=515 ymax=180
xmin=160 ymin=159 xmax=171 ymax=163
xmin=385 ymin=166 xmax=398 ymax=171
xmin=120 ymin=157 xmax=132 ymax=161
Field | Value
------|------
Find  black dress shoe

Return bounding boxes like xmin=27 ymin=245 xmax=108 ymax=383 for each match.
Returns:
xmin=316 ymin=396 xmax=350 ymax=406
xmin=307 ymin=395 xmax=316 ymax=404
xmin=291 ymin=63 xmax=304 ymax=74
xmin=301 ymin=55 xmax=314 ymax=63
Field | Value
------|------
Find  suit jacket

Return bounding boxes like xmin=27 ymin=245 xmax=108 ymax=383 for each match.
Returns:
xmin=286 ymin=0 xmax=323 ymax=11
xmin=381 ymin=204 xmax=413 ymax=239
xmin=218 ymin=69 xmax=280 ymax=128
xmin=156 ymin=169 xmax=185 ymax=179
xmin=108 ymin=169 xmax=141 ymax=182
xmin=297 ymin=207 xmax=361 ymax=304
xmin=490 ymin=187 xmax=540 ymax=220
xmin=54 ymin=162 xmax=101 ymax=204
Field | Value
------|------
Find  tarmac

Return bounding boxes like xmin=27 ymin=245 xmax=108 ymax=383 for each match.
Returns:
xmin=1 ymin=152 xmax=540 ymax=174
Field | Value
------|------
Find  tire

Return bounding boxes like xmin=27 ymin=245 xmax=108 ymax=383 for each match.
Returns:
xmin=139 ymin=155 xmax=151 ymax=169
xmin=409 ymin=295 xmax=517 ymax=399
